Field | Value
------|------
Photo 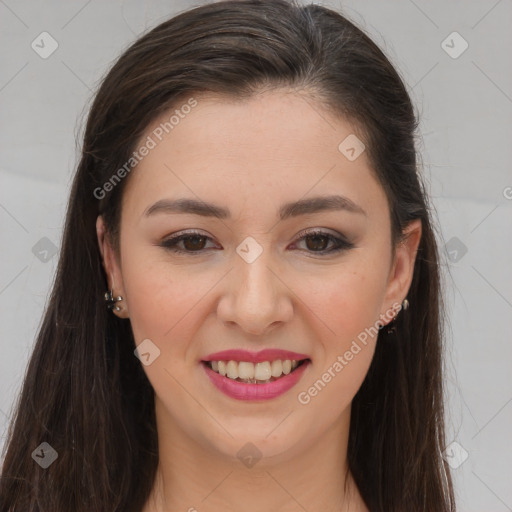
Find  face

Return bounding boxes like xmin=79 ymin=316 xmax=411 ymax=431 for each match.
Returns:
xmin=97 ymin=89 xmax=421 ymax=464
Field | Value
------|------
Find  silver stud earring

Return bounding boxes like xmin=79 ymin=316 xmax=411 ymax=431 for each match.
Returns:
xmin=104 ymin=289 xmax=123 ymax=311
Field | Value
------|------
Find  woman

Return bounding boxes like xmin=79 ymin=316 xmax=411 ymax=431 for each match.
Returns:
xmin=0 ymin=0 xmax=456 ymax=510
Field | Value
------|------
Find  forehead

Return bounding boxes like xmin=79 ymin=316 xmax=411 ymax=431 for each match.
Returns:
xmin=121 ymin=90 xmax=385 ymax=221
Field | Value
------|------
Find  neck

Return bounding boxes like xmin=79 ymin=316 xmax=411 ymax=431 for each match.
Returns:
xmin=142 ymin=398 xmax=368 ymax=512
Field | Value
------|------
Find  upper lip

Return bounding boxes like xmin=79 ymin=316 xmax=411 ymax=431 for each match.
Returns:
xmin=202 ymin=349 xmax=310 ymax=363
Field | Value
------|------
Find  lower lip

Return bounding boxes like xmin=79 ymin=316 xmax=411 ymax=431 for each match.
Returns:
xmin=202 ymin=360 xmax=310 ymax=401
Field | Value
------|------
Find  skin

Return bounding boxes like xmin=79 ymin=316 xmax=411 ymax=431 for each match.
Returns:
xmin=97 ymin=88 xmax=421 ymax=512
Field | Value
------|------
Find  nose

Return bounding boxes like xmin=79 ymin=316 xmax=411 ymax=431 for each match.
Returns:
xmin=217 ymin=246 xmax=294 ymax=336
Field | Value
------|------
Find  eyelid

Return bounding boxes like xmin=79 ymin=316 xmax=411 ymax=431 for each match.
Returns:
xmin=161 ymin=228 xmax=217 ymax=245
xmin=295 ymin=226 xmax=344 ymax=239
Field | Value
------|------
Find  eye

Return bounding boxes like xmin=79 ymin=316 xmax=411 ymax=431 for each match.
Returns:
xmin=160 ymin=228 xmax=354 ymax=255
xmin=160 ymin=230 xmax=216 ymax=254
xmin=292 ymin=228 xmax=354 ymax=255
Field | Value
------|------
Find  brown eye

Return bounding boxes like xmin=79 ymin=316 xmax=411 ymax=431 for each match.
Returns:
xmin=294 ymin=229 xmax=354 ymax=254
xmin=160 ymin=229 xmax=354 ymax=256
xmin=180 ymin=235 xmax=208 ymax=251
xmin=161 ymin=231 xmax=215 ymax=254
xmin=304 ymin=233 xmax=330 ymax=252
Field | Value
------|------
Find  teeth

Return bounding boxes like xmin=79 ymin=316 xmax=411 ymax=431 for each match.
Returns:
xmin=271 ymin=360 xmax=282 ymax=377
xmin=254 ymin=361 xmax=272 ymax=380
xmin=226 ymin=360 xmax=238 ymax=379
xmin=208 ymin=359 xmax=302 ymax=381
xmin=282 ymin=360 xmax=292 ymax=375
xmin=238 ymin=361 xmax=255 ymax=379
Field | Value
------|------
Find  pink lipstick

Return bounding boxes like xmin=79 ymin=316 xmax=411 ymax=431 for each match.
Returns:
xmin=203 ymin=349 xmax=309 ymax=363
xmin=201 ymin=349 xmax=310 ymax=401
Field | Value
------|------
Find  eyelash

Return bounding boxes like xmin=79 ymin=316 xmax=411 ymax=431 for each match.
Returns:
xmin=160 ymin=228 xmax=354 ymax=256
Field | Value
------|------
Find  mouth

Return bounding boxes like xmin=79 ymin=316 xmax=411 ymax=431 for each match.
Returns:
xmin=201 ymin=358 xmax=310 ymax=384
xmin=201 ymin=357 xmax=311 ymax=401
xmin=200 ymin=349 xmax=311 ymax=400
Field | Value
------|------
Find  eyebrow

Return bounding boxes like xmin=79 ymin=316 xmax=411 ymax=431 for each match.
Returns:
xmin=143 ymin=194 xmax=366 ymax=220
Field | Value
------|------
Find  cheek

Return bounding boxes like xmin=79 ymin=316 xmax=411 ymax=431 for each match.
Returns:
xmin=123 ymin=259 xmax=203 ymax=346
xmin=121 ymin=257 xmax=210 ymax=404
xmin=295 ymin=271 xmax=382 ymax=415
xmin=299 ymin=259 xmax=389 ymax=341
xmin=292 ymin=254 xmax=388 ymax=408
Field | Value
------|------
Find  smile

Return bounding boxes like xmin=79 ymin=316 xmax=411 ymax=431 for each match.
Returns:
xmin=201 ymin=349 xmax=311 ymax=401
xmin=205 ymin=359 xmax=306 ymax=383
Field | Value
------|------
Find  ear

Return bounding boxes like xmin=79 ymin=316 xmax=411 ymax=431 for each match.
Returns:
xmin=380 ymin=219 xmax=422 ymax=324
xmin=96 ymin=215 xmax=129 ymax=319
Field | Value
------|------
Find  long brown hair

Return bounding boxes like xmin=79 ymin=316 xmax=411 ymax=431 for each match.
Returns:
xmin=0 ymin=1 xmax=455 ymax=510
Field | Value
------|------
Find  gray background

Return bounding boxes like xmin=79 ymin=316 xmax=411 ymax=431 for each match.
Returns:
xmin=1 ymin=0 xmax=511 ymax=510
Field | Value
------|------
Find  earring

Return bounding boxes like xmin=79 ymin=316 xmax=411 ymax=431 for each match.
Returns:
xmin=386 ymin=298 xmax=409 ymax=334
xmin=104 ymin=289 xmax=123 ymax=311
xmin=386 ymin=319 xmax=397 ymax=335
